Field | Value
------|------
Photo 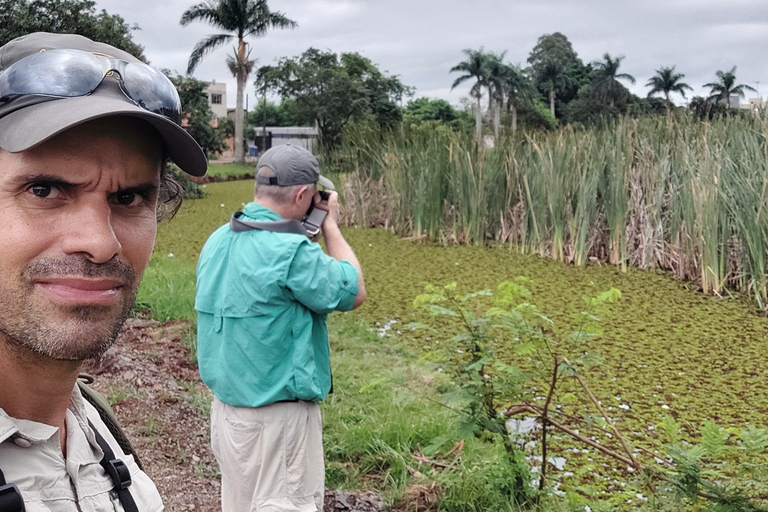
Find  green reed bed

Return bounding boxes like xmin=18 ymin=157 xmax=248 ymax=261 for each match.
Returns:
xmin=329 ymin=114 xmax=768 ymax=309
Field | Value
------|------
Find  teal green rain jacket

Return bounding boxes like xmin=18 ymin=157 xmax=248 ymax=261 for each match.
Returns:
xmin=195 ymin=203 xmax=359 ymax=407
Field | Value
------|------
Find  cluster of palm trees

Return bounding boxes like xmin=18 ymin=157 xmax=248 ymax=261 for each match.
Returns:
xmin=450 ymin=49 xmax=532 ymax=140
xmin=647 ymin=65 xmax=756 ymax=112
xmin=450 ymin=50 xmax=638 ymax=139
xmin=451 ymin=48 xmax=758 ymax=139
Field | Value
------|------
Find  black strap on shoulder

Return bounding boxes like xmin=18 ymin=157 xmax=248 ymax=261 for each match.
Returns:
xmin=230 ymin=211 xmax=309 ymax=237
xmin=0 ymin=468 xmax=25 ymax=512
xmin=77 ymin=375 xmax=143 ymax=470
xmin=89 ymin=420 xmax=139 ymax=512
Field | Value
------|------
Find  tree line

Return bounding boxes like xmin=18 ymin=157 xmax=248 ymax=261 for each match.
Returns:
xmin=2 ymin=1 xmax=761 ymax=159
xmin=450 ymin=32 xmax=758 ymax=140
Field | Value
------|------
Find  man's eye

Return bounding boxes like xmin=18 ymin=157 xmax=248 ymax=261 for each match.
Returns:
xmin=114 ymin=191 xmax=143 ymax=206
xmin=29 ymin=183 xmax=58 ymax=198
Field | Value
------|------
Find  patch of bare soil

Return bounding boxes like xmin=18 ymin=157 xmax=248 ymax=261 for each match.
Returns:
xmin=83 ymin=317 xmax=220 ymax=512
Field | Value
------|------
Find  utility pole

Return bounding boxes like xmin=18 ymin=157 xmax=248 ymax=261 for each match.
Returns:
xmin=262 ymin=76 xmax=267 ymax=153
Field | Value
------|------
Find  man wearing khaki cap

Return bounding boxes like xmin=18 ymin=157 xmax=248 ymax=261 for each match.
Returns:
xmin=196 ymin=144 xmax=366 ymax=512
xmin=0 ymin=31 xmax=206 ymax=511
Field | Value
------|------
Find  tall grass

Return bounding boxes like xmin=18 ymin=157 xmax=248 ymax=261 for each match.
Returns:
xmin=329 ymin=113 xmax=768 ymax=308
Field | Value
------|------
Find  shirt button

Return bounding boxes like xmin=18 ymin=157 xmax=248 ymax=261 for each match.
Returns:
xmin=13 ymin=437 xmax=32 ymax=448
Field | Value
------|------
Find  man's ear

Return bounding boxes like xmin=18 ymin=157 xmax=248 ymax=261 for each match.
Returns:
xmin=295 ymin=185 xmax=309 ymax=205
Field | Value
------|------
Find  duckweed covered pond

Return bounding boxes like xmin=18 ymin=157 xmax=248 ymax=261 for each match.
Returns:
xmin=154 ymin=180 xmax=768 ymax=505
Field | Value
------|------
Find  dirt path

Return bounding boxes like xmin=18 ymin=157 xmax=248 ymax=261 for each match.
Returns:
xmin=83 ymin=317 xmax=221 ymax=512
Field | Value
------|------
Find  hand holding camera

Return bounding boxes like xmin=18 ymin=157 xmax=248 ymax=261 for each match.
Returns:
xmin=303 ymin=190 xmax=339 ymax=237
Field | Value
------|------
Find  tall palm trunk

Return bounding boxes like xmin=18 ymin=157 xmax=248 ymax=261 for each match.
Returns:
xmin=508 ymin=93 xmax=517 ymax=132
xmin=665 ymin=91 xmax=672 ymax=114
xmin=549 ymin=86 xmax=556 ymax=118
xmin=234 ymin=39 xmax=247 ymax=164
xmin=475 ymin=94 xmax=482 ymax=142
xmin=493 ymin=95 xmax=501 ymax=140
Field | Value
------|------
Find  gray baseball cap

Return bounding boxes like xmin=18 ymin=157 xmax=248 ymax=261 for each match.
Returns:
xmin=256 ymin=144 xmax=334 ymax=190
xmin=0 ymin=32 xmax=207 ymax=176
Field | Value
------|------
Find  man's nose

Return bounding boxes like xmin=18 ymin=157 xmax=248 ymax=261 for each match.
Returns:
xmin=60 ymin=200 xmax=121 ymax=263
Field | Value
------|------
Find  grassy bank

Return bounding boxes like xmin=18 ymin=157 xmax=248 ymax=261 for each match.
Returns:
xmin=205 ymin=162 xmax=256 ymax=178
xmin=137 ymin=179 xmax=768 ymax=509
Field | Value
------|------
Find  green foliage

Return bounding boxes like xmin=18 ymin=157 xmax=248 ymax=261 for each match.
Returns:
xmin=322 ymin=314 xmax=534 ymax=509
xmin=0 ymin=0 xmax=145 ymax=59
xmin=134 ymin=254 xmax=197 ymax=321
xmin=414 ymin=279 xmax=620 ymax=503
xmin=169 ymin=164 xmax=205 ymax=199
xmin=589 ymin=53 xmax=635 ymax=109
xmin=527 ymin=32 xmax=590 ymax=118
xmin=258 ymin=48 xmax=412 ymax=149
xmin=246 ymin=98 xmax=308 ymax=128
xmin=651 ymin=419 xmax=768 ymax=510
xmin=167 ymin=74 xmax=230 ymax=158
xmin=688 ymin=96 xmax=728 ymax=120
xmin=516 ymin=97 xmax=559 ymax=130
xmin=205 ymin=162 xmax=256 ymax=179
xmin=404 ymin=97 xmax=470 ymax=129
xmin=700 ymin=420 xmax=729 ymax=458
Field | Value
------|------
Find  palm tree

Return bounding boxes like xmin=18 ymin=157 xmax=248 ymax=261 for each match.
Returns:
xmin=503 ymin=65 xmax=533 ymax=132
xmin=704 ymin=66 xmax=756 ymax=110
xmin=485 ymin=52 xmax=508 ymax=139
xmin=591 ymin=53 xmax=635 ymax=108
xmin=181 ymin=0 xmax=296 ymax=164
xmin=451 ymin=48 xmax=490 ymax=141
xmin=646 ymin=66 xmax=693 ymax=112
xmin=536 ymin=62 xmax=566 ymax=118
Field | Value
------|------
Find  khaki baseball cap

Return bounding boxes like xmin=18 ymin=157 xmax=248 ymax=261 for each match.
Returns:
xmin=0 ymin=32 xmax=207 ymax=176
xmin=256 ymin=144 xmax=334 ymax=190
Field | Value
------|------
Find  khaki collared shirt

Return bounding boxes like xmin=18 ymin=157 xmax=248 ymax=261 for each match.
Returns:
xmin=0 ymin=384 xmax=163 ymax=512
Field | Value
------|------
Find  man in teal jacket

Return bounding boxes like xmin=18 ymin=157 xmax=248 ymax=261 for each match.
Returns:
xmin=196 ymin=144 xmax=366 ymax=512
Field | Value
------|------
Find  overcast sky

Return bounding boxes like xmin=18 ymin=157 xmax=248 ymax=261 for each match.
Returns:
xmin=98 ymin=0 xmax=768 ymax=109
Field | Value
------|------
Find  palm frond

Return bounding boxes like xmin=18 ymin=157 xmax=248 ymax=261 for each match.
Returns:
xmin=451 ymin=74 xmax=472 ymax=90
xmin=180 ymin=1 xmax=221 ymax=27
xmin=187 ymin=33 xmax=232 ymax=74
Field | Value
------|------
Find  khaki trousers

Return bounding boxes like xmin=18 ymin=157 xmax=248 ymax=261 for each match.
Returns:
xmin=211 ymin=398 xmax=325 ymax=512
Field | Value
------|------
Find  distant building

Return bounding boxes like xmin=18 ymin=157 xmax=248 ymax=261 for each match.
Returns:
xmin=252 ymin=126 xmax=318 ymax=153
xmin=736 ymin=96 xmax=765 ymax=111
xmin=205 ymin=81 xmax=227 ymax=119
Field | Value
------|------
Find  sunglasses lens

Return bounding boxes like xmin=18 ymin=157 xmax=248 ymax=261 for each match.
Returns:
xmin=122 ymin=63 xmax=182 ymax=124
xmin=0 ymin=49 xmax=182 ymax=125
xmin=0 ymin=49 xmax=105 ymax=98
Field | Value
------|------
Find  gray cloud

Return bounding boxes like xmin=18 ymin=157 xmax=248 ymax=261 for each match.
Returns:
xmin=99 ymin=0 xmax=768 ymax=107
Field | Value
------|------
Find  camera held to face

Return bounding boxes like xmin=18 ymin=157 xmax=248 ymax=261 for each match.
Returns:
xmin=303 ymin=190 xmax=330 ymax=237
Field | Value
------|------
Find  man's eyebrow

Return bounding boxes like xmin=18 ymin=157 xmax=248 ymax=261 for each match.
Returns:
xmin=114 ymin=182 xmax=159 ymax=197
xmin=11 ymin=173 xmax=76 ymax=187
xmin=11 ymin=174 xmax=159 ymax=195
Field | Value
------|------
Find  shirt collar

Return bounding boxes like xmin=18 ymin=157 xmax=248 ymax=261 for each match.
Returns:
xmin=243 ymin=202 xmax=284 ymax=222
xmin=0 ymin=383 xmax=94 ymax=447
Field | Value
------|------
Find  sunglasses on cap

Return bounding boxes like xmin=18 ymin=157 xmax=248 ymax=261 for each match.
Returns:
xmin=0 ymin=48 xmax=182 ymax=124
